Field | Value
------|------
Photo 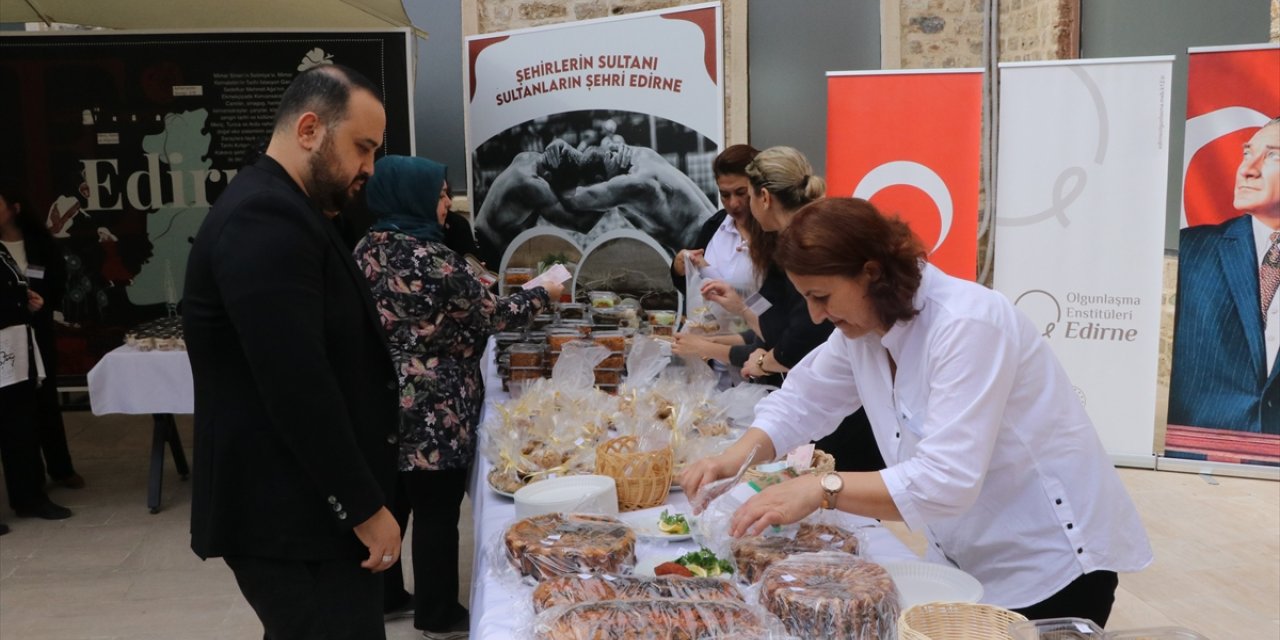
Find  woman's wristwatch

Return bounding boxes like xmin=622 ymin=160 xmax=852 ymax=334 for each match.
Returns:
xmin=756 ymin=352 xmax=769 ymax=373
xmin=820 ymin=471 xmax=844 ymax=510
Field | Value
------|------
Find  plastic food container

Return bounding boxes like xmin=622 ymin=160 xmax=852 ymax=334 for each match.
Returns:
xmin=592 ymin=331 xmax=626 ymax=352
xmin=508 ymin=343 xmax=544 ymax=368
xmin=504 ymin=267 xmax=534 ymax=286
xmin=592 ymin=311 xmax=622 ymax=328
xmin=547 ymin=329 xmax=582 ymax=351
xmin=1009 ymin=618 xmax=1105 ymax=639
xmin=495 ymin=331 xmax=524 ymax=350
xmin=588 ymin=291 xmax=620 ymax=309
xmin=509 ymin=367 xmax=545 ymax=382
xmin=647 ymin=309 xmax=677 ymax=326
xmin=598 ymin=353 xmax=625 ymax=369
xmin=530 ymin=314 xmax=556 ymax=330
xmin=557 ymin=302 xmax=589 ymax=321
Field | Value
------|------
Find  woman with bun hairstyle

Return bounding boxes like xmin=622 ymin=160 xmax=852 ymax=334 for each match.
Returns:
xmin=674 ymin=147 xmax=883 ymax=473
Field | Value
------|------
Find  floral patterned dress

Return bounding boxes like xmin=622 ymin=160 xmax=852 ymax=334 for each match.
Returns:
xmin=355 ymin=231 xmax=548 ymax=472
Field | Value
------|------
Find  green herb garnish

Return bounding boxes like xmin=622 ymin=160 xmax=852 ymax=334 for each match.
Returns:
xmin=658 ymin=510 xmax=690 ymax=535
xmin=675 ymin=547 xmax=734 ymax=576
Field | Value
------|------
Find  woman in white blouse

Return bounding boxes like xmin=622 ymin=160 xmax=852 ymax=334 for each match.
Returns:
xmin=679 ymin=198 xmax=1152 ymax=625
xmin=669 ymin=144 xmax=759 ymax=298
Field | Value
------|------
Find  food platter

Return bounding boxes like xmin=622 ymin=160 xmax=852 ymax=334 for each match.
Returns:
xmin=632 ymin=556 xmax=732 ymax=580
xmin=619 ymin=511 xmax=693 ymax=542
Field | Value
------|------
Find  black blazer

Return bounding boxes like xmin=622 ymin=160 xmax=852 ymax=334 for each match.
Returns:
xmin=20 ymin=231 xmax=66 ymax=371
xmin=183 ymin=156 xmax=400 ymax=561
xmin=0 ymin=246 xmax=31 ymax=331
xmin=1170 ymin=214 xmax=1279 ymax=433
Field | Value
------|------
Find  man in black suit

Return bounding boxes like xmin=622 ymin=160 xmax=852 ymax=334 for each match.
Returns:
xmin=183 ymin=64 xmax=402 ymax=639
xmin=1171 ymin=117 xmax=1280 ymax=434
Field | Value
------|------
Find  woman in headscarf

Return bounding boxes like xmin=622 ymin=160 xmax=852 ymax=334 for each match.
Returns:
xmin=354 ymin=155 xmax=562 ymax=639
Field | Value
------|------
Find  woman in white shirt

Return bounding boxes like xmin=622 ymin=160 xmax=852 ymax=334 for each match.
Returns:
xmin=669 ymin=144 xmax=759 ymax=298
xmin=679 ymin=197 xmax=1152 ymax=625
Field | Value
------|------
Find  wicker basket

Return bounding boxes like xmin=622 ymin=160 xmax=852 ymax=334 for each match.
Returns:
xmin=594 ymin=435 xmax=673 ymax=511
xmin=740 ymin=449 xmax=836 ymax=487
xmin=897 ymin=602 xmax=1028 ymax=640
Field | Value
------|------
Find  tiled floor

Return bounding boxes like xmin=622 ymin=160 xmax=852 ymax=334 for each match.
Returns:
xmin=0 ymin=413 xmax=442 ymax=640
xmin=1 ymin=410 xmax=1277 ymax=638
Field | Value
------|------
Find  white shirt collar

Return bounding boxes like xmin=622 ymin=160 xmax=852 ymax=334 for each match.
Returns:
xmin=881 ymin=262 xmax=935 ymax=353
xmin=717 ymin=213 xmax=743 ymax=238
xmin=1252 ymin=214 xmax=1280 ymax=267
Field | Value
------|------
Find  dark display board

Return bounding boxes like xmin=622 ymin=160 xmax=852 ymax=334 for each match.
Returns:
xmin=0 ymin=29 xmax=413 ymax=376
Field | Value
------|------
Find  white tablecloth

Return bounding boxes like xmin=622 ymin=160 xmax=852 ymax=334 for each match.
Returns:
xmin=467 ymin=341 xmax=922 ymax=639
xmin=468 ymin=458 xmax=921 ymax=640
xmin=87 ymin=345 xmax=194 ymax=415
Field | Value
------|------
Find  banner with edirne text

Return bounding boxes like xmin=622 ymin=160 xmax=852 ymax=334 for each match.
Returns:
xmin=1166 ymin=44 xmax=1280 ymax=467
xmin=993 ymin=57 xmax=1173 ymax=464
xmin=826 ymin=69 xmax=982 ymax=280
xmin=463 ymin=2 xmax=724 ymax=309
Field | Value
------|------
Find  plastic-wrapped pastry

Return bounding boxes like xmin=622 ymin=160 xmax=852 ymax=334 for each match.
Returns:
xmin=532 ymin=574 xmax=743 ymax=613
xmin=505 ymin=513 xmax=637 ymax=581
xmin=731 ymin=522 xmax=862 ymax=584
xmin=759 ymin=552 xmax=899 ymax=640
xmin=533 ymin=598 xmax=766 ymax=640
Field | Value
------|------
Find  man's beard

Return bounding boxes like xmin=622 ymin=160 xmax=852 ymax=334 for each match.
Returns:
xmin=306 ymin=134 xmax=362 ymax=213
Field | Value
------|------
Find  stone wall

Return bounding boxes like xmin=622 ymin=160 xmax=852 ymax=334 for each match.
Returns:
xmin=474 ymin=0 xmax=687 ymax=33
xmin=897 ymin=0 xmax=987 ymax=69
xmin=1272 ymin=0 xmax=1279 ymax=43
xmin=996 ymin=0 xmax=1078 ymax=62
xmin=892 ymin=0 xmax=1079 ymax=68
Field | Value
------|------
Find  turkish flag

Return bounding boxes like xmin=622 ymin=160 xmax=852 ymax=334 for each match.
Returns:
xmin=1182 ymin=45 xmax=1280 ymax=228
xmin=827 ymin=70 xmax=983 ymax=279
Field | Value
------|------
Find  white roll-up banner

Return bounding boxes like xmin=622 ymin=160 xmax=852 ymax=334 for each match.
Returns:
xmin=994 ymin=57 xmax=1174 ymax=461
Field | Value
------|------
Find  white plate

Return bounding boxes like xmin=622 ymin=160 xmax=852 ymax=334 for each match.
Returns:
xmin=881 ymin=561 xmax=983 ymax=608
xmin=619 ymin=511 xmax=693 ymax=542
xmin=513 ymin=475 xmax=618 ymax=519
xmin=489 ymin=483 xmax=517 ymax=499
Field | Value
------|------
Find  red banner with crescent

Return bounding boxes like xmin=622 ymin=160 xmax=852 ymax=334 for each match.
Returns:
xmin=826 ymin=69 xmax=983 ymax=279
xmin=1182 ymin=44 xmax=1280 ymax=228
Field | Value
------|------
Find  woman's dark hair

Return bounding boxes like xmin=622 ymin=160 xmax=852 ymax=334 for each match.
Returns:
xmin=742 ymin=209 xmax=776 ymax=280
xmin=775 ymin=197 xmax=926 ymax=328
xmin=712 ymin=144 xmax=760 ymax=178
xmin=0 ymin=180 xmax=53 ymax=242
